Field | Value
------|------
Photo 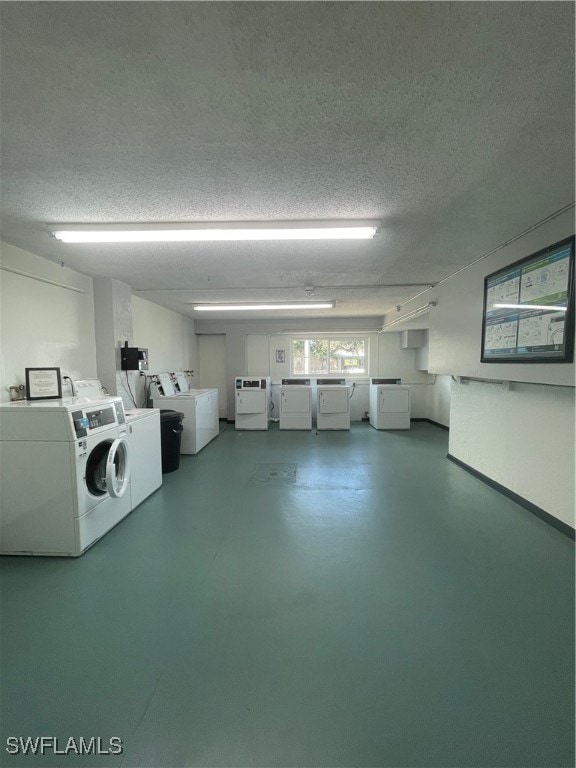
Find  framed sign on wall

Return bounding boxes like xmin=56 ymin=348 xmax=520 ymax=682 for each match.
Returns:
xmin=25 ymin=367 xmax=63 ymax=400
xmin=481 ymin=236 xmax=575 ymax=364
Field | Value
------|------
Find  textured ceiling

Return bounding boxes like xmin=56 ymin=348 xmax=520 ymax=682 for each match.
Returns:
xmin=1 ymin=2 xmax=574 ymax=321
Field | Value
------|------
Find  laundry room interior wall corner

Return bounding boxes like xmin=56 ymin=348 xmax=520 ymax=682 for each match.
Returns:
xmin=0 ymin=242 xmax=97 ymax=402
xmin=132 ymin=295 xmax=197 ymax=374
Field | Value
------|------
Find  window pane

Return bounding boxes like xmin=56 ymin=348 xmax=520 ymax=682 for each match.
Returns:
xmin=328 ymin=339 xmax=366 ymax=375
xmin=291 ymin=339 xmax=328 ymax=375
xmin=292 ymin=337 xmax=366 ymax=376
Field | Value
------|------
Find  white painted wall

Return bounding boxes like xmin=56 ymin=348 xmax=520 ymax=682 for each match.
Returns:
xmin=393 ymin=208 xmax=575 ymax=526
xmin=132 ymin=295 xmax=198 ymax=406
xmin=198 ymin=334 xmax=227 ymax=418
xmin=425 ymin=375 xmax=452 ymax=427
xmin=94 ymin=277 xmax=134 ymax=404
xmin=449 ymin=379 xmax=574 ymax=526
xmin=0 ymin=242 xmax=96 ymax=402
xmin=246 ymin=334 xmax=270 ymax=376
xmin=132 ymin=295 xmax=197 ymax=373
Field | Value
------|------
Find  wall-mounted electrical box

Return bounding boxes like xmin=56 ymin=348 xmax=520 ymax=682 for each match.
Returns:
xmin=120 ymin=346 xmax=149 ymax=371
xmin=399 ymin=330 xmax=426 ymax=349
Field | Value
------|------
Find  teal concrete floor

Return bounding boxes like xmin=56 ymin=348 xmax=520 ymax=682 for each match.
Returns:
xmin=1 ymin=423 xmax=574 ymax=767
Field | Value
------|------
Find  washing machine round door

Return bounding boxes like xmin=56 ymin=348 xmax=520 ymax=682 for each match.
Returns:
xmin=105 ymin=438 xmax=130 ymax=498
xmin=86 ymin=437 xmax=130 ymax=499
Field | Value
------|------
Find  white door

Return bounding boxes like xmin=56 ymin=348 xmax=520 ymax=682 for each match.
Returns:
xmin=319 ymin=388 xmax=349 ymax=414
xmin=85 ymin=436 xmax=130 ymax=506
xmin=198 ymin=334 xmax=227 ymax=418
xmin=281 ymin=389 xmax=311 ymax=414
xmin=379 ymin=388 xmax=410 ymax=413
xmin=236 ymin=390 xmax=266 ymax=414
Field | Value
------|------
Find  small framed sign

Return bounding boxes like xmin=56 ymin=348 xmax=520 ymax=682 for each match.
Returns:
xmin=275 ymin=349 xmax=285 ymax=364
xmin=25 ymin=367 xmax=63 ymax=400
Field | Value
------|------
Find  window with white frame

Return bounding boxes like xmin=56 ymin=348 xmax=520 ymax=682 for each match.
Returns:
xmin=291 ymin=337 xmax=367 ymax=377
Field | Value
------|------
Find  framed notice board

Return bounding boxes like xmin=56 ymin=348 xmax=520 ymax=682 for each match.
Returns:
xmin=25 ymin=367 xmax=63 ymax=400
xmin=481 ymin=236 xmax=575 ymax=363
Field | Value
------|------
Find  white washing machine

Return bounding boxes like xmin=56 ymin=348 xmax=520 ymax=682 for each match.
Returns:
xmin=0 ymin=397 xmax=131 ymax=556
xmin=75 ymin=378 xmax=162 ymax=508
xmin=369 ymin=379 xmax=411 ymax=429
xmin=280 ymin=379 xmax=312 ymax=430
xmin=316 ymin=379 xmax=350 ymax=430
xmin=152 ymin=388 xmax=219 ymax=454
xmin=124 ymin=409 xmax=163 ymax=508
xmin=235 ymin=376 xmax=271 ymax=430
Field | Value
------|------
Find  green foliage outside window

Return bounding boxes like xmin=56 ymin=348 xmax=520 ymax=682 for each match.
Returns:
xmin=292 ymin=338 xmax=366 ymax=375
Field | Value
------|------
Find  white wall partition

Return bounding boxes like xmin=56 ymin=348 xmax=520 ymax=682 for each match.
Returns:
xmin=449 ymin=379 xmax=574 ymax=527
xmin=198 ymin=334 xmax=227 ymax=418
xmin=392 ymin=207 xmax=575 ymax=526
xmin=425 ymin=375 xmax=452 ymax=427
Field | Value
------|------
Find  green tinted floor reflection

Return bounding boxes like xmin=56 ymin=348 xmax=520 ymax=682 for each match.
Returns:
xmin=1 ymin=423 xmax=574 ymax=767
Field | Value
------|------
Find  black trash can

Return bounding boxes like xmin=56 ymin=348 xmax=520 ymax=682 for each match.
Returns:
xmin=159 ymin=410 xmax=185 ymax=474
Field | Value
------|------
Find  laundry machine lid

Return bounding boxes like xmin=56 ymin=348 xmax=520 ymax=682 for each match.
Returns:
xmin=175 ymin=372 xmax=190 ymax=393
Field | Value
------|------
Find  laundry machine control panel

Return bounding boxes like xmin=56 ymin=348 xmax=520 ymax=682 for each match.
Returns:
xmin=71 ymin=400 xmax=125 ymax=438
xmin=235 ymin=377 xmax=267 ymax=389
xmin=281 ymin=379 xmax=311 ymax=386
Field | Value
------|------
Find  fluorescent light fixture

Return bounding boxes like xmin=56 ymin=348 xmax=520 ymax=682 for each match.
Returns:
xmin=193 ymin=303 xmax=335 ymax=311
xmin=494 ymin=303 xmax=567 ymax=311
xmin=49 ymin=222 xmax=380 ymax=243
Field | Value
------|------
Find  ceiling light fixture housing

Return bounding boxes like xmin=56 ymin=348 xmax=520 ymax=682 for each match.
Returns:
xmin=193 ymin=302 xmax=335 ymax=312
xmin=49 ymin=221 xmax=380 ymax=243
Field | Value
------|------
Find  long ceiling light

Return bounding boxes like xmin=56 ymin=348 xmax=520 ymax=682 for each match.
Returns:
xmin=494 ymin=303 xmax=566 ymax=312
xmin=49 ymin=222 xmax=380 ymax=243
xmin=193 ymin=303 xmax=335 ymax=311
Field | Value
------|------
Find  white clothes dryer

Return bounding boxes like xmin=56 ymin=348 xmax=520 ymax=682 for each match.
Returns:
xmin=235 ymin=377 xmax=271 ymax=430
xmin=0 ymin=397 xmax=131 ymax=556
xmin=369 ymin=379 xmax=411 ymax=430
xmin=280 ymin=379 xmax=312 ymax=430
xmin=316 ymin=379 xmax=350 ymax=430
